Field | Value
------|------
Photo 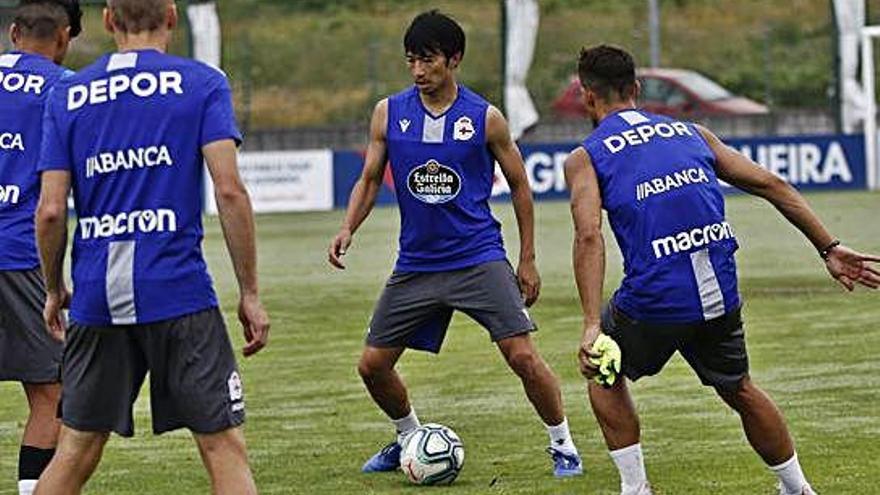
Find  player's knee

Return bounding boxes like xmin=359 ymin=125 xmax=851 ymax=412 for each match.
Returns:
xmin=357 ymin=356 xmax=390 ymax=381
xmin=196 ymin=429 xmax=247 ymax=459
xmin=716 ymin=376 xmax=754 ymax=410
xmin=506 ymin=349 xmax=543 ymax=379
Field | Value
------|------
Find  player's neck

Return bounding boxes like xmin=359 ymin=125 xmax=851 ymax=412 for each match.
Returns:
xmin=114 ymin=31 xmax=169 ymax=54
xmin=419 ymin=79 xmax=458 ymax=115
xmin=13 ymin=40 xmax=56 ymax=62
xmin=595 ymin=101 xmax=637 ymax=123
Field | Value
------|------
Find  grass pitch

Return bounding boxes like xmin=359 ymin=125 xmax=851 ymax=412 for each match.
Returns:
xmin=1 ymin=191 xmax=878 ymax=494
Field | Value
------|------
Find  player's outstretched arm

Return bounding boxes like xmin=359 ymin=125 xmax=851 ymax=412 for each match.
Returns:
xmin=328 ymin=99 xmax=390 ymax=270
xmin=204 ymin=139 xmax=270 ymax=356
xmin=698 ymin=124 xmax=880 ymax=291
xmin=35 ymin=170 xmax=71 ymax=341
xmin=487 ymin=106 xmax=540 ymax=306
xmin=564 ymin=147 xmax=605 ymax=377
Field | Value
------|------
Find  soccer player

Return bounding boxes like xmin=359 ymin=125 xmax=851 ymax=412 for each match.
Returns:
xmin=328 ymin=10 xmax=582 ymax=477
xmin=565 ymin=44 xmax=880 ymax=495
xmin=0 ymin=2 xmax=80 ymax=494
xmin=32 ymin=1 xmax=269 ymax=494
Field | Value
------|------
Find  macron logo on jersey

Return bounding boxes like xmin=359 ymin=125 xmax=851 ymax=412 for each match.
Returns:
xmin=0 ymin=185 xmax=20 ymax=204
xmin=86 ymin=145 xmax=173 ymax=178
xmin=79 ymin=208 xmax=177 ymax=240
xmin=603 ymin=121 xmax=693 ymax=154
xmin=67 ymin=71 xmax=183 ymax=111
xmin=651 ymin=221 xmax=735 ymax=259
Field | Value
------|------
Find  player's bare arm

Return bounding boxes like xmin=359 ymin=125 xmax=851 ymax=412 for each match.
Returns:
xmin=204 ymin=139 xmax=270 ymax=357
xmin=35 ymin=170 xmax=71 ymax=342
xmin=328 ymin=99 xmax=389 ymax=270
xmin=698 ymin=125 xmax=880 ymax=291
xmin=487 ymin=105 xmax=540 ymax=306
xmin=564 ymin=147 xmax=605 ymax=378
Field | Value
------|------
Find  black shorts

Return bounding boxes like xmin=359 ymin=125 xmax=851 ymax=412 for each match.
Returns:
xmin=61 ymin=307 xmax=244 ymax=437
xmin=0 ymin=269 xmax=62 ymax=383
xmin=366 ymin=260 xmax=536 ymax=353
xmin=601 ymin=303 xmax=749 ymax=390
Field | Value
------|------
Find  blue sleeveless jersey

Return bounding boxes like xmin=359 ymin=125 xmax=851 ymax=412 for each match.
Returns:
xmin=0 ymin=52 xmax=68 ymax=270
xmin=583 ymin=109 xmax=740 ymax=323
xmin=38 ymin=49 xmax=242 ymax=326
xmin=386 ymin=85 xmax=506 ymax=272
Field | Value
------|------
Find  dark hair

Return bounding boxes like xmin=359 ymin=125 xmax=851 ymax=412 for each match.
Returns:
xmin=14 ymin=0 xmax=82 ymax=40
xmin=577 ymin=44 xmax=637 ymax=102
xmin=107 ymin=0 xmax=169 ymax=34
xmin=404 ymin=10 xmax=466 ymax=61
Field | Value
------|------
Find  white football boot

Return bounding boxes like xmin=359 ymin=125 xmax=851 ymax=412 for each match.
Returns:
xmin=778 ymin=483 xmax=817 ymax=495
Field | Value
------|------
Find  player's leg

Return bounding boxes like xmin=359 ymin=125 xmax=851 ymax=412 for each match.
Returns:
xmin=33 ymin=427 xmax=109 ymax=495
xmin=358 ymin=272 xmax=450 ymax=472
xmin=193 ymin=427 xmax=256 ymax=495
xmin=451 ymin=260 xmax=580 ymax=476
xmin=0 ymin=270 xmax=63 ymax=495
xmin=715 ymin=378 xmax=812 ymax=494
xmin=36 ymin=322 xmax=147 ymax=494
xmin=19 ymin=383 xmax=61 ymax=495
xmin=680 ymin=307 xmax=813 ymax=494
xmin=142 ymin=309 xmax=253 ymax=492
xmin=590 ymin=304 xmax=675 ymax=495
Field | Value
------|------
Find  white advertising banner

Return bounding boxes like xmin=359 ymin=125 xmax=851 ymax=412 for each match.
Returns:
xmin=205 ymin=150 xmax=334 ymax=214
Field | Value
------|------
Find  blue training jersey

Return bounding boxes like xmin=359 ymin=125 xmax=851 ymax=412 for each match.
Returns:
xmin=583 ymin=109 xmax=740 ymax=323
xmin=386 ymin=85 xmax=506 ymax=272
xmin=0 ymin=51 xmax=68 ymax=270
xmin=38 ymin=49 xmax=242 ymax=326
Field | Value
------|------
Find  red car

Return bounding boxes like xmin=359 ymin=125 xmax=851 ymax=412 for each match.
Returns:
xmin=552 ymin=68 xmax=769 ymax=119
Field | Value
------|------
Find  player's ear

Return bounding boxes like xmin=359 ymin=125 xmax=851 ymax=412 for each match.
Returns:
xmin=103 ymin=7 xmax=115 ymax=35
xmin=448 ymin=52 xmax=462 ymax=69
xmin=631 ymin=80 xmax=642 ymax=102
xmin=167 ymin=3 xmax=179 ymax=31
xmin=54 ymin=26 xmax=71 ymax=63
xmin=8 ymin=23 xmax=19 ymax=45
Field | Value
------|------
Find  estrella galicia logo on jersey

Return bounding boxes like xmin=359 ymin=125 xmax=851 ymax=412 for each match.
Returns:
xmin=453 ymin=116 xmax=475 ymax=141
xmin=407 ymin=159 xmax=462 ymax=204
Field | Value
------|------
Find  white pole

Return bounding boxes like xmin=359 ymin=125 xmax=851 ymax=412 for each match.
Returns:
xmin=862 ymin=27 xmax=880 ymax=190
xmin=648 ymin=0 xmax=661 ymax=67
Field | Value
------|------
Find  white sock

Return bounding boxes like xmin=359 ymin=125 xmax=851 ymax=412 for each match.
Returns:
xmin=610 ymin=443 xmax=648 ymax=494
xmin=546 ymin=417 xmax=578 ymax=455
xmin=770 ymin=453 xmax=810 ymax=494
xmin=392 ymin=409 xmax=421 ymax=444
xmin=18 ymin=480 xmax=37 ymax=495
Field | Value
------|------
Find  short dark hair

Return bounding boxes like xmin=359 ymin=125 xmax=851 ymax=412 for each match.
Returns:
xmin=14 ymin=0 xmax=82 ymax=40
xmin=107 ymin=0 xmax=170 ymax=34
xmin=404 ymin=10 xmax=466 ymax=61
xmin=577 ymin=44 xmax=637 ymax=102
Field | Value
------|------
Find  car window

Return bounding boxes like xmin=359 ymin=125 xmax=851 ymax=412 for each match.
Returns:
xmin=666 ymin=88 xmax=689 ymax=107
xmin=675 ymin=71 xmax=732 ymax=101
xmin=639 ymin=77 xmax=668 ymax=103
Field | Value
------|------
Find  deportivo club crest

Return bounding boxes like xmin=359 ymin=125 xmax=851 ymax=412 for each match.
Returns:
xmin=453 ymin=116 xmax=475 ymax=141
xmin=407 ymin=159 xmax=462 ymax=204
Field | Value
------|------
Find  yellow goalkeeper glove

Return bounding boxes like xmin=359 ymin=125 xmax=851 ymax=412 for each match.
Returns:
xmin=588 ymin=334 xmax=622 ymax=388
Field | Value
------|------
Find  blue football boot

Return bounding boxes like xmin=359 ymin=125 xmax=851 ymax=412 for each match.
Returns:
xmin=547 ymin=447 xmax=583 ymax=477
xmin=361 ymin=441 xmax=402 ymax=473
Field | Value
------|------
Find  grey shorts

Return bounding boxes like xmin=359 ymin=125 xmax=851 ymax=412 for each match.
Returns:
xmin=367 ymin=260 xmax=536 ymax=353
xmin=601 ymin=302 xmax=749 ymax=390
xmin=0 ymin=269 xmax=61 ymax=383
xmin=61 ymin=307 xmax=244 ymax=437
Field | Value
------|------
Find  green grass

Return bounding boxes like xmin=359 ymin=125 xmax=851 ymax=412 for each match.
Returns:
xmin=1 ymin=191 xmax=879 ymax=494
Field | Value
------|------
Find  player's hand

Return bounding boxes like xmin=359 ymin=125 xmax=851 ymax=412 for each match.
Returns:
xmin=517 ymin=258 xmax=541 ymax=307
xmin=328 ymin=228 xmax=353 ymax=270
xmin=43 ymin=288 xmax=70 ymax=342
xmin=824 ymin=244 xmax=880 ymax=291
xmin=239 ymin=293 xmax=270 ymax=357
xmin=577 ymin=323 xmax=602 ymax=378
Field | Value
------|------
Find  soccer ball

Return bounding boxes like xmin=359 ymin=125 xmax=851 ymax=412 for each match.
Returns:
xmin=399 ymin=423 xmax=465 ymax=485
